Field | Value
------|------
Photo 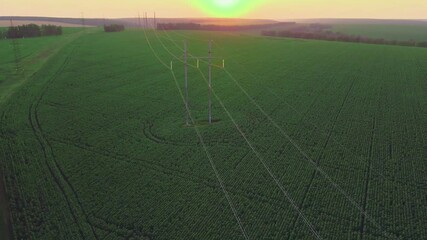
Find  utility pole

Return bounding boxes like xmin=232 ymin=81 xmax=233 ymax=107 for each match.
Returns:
xmin=184 ymin=40 xmax=189 ymax=125
xmin=154 ymin=12 xmax=157 ymax=29
xmin=182 ymin=40 xmax=219 ymax=126
xmin=81 ymin=12 xmax=85 ymax=28
xmin=138 ymin=12 xmax=141 ymax=28
xmin=208 ymin=40 xmax=212 ymax=125
xmin=9 ymin=18 xmax=24 ymax=77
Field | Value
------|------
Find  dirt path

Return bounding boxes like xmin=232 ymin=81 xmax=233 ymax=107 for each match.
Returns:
xmin=0 ymin=29 xmax=91 ymax=105
xmin=0 ymin=29 xmax=95 ymax=240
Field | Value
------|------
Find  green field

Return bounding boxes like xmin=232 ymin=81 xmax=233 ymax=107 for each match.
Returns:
xmin=0 ymin=28 xmax=85 ymax=104
xmin=332 ymin=24 xmax=427 ymax=41
xmin=1 ymin=27 xmax=427 ymax=239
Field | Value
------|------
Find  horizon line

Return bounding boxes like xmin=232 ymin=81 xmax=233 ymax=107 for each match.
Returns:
xmin=1 ymin=15 xmax=427 ymax=21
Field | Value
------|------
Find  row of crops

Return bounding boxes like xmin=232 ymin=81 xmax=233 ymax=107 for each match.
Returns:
xmin=1 ymin=28 xmax=427 ymax=239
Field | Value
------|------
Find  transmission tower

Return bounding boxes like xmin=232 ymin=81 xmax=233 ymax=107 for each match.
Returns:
xmin=184 ymin=40 xmax=189 ymax=125
xmin=208 ymin=40 xmax=212 ymax=124
xmin=81 ymin=12 xmax=85 ymax=28
xmin=182 ymin=40 xmax=222 ymax=125
xmin=154 ymin=12 xmax=157 ymax=29
xmin=9 ymin=18 xmax=24 ymax=78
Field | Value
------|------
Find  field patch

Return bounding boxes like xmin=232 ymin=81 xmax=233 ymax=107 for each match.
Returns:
xmin=332 ymin=24 xmax=427 ymax=41
xmin=1 ymin=28 xmax=427 ymax=239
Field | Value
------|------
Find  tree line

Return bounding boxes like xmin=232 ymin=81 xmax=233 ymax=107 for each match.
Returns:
xmin=157 ymin=22 xmax=296 ymax=31
xmin=2 ymin=24 xmax=62 ymax=39
xmin=104 ymin=24 xmax=125 ymax=32
xmin=261 ymin=29 xmax=427 ymax=48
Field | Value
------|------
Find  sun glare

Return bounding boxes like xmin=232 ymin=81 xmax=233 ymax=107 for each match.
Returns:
xmin=214 ymin=0 xmax=240 ymax=8
xmin=191 ymin=0 xmax=263 ymax=18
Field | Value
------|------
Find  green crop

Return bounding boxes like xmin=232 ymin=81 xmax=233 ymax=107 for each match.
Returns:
xmin=1 ymin=27 xmax=427 ymax=239
xmin=332 ymin=24 xmax=427 ymax=41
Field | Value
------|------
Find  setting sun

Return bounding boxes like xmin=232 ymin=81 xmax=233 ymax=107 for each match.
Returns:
xmin=191 ymin=0 xmax=263 ymax=18
xmin=214 ymin=0 xmax=240 ymax=8
xmin=213 ymin=0 xmax=239 ymax=8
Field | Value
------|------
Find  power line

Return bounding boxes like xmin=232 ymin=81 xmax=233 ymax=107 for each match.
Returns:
xmin=150 ymin=24 xmax=217 ymax=125
xmin=145 ymin=12 xmax=149 ymax=29
xmin=156 ymin=29 xmax=322 ymax=239
xmin=208 ymin=40 xmax=212 ymax=124
xmin=218 ymin=44 xmax=423 ymax=203
xmin=182 ymin=41 xmax=215 ymax=125
xmin=9 ymin=18 xmax=24 ymax=78
xmin=221 ymin=68 xmax=395 ymax=238
xmin=211 ymin=33 xmax=399 ymax=238
xmin=184 ymin=40 xmax=189 ymax=126
xmin=142 ymin=24 xmax=250 ymax=240
xmin=220 ymin=53 xmax=411 ymax=238
xmin=170 ymin=70 xmax=250 ymax=240
xmin=157 ymin=29 xmax=396 ymax=239
xmin=222 ymin=58 xmax=398 ymax=239
xmin=154 ymin=12 xmax=157 ymax=29
xmin=81 ymin=12 xmax=85 ymax=28
xmin=207 ymin=37 xmax=398 ymax=238
xmin=192 ymin=62 xmax=322 ymax=239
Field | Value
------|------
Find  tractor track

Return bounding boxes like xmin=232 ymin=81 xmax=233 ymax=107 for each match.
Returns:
xmin=288 ymin=72 xmax=357 ymax=239
xmin=27 ymin=38 xmax=100 ymax=240
xmin=0 ymin=32 xmax=93 ymax=240
xmin=48 ymin=136 xmax=312 ymax=227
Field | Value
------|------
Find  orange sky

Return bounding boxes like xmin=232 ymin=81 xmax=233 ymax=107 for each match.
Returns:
xmin=1 ymin=0 xmax=427 ymax=19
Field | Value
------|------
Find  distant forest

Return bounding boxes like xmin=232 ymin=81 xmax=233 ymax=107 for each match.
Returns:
xmin=262 ymin=24 xmax=427 ymax=48
xmin=104 ymin=24 xmax=125 ymax=33
xmin=1 ymin=24 xmax=62 ymax=39
xmin=157 ymin=22 xmax=296 ymax=31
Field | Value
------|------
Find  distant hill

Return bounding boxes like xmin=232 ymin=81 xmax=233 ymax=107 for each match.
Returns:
xmin=286 ymin=18 xmax=427 ymax=25
xmin=3 ymin=17 xmax=427 ymax=28
xmin=0 ymin=20 xmax=84 ymax=27
xmin=273 ymin=18 xmax=427 ymax=42
xmin=0 ymin=16 xmax=277 ymax=27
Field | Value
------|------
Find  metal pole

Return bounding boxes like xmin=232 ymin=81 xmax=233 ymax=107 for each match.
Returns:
xmin=9 ymin=18 xmax=23 ymax=76
xmin=184 ymin=40 xmax=189 ymax=126
xmin=208 ymin=40 xmax=212 ymax=125
xmin=154 ymin=12 xmax=156 ymax=29
xmin=81 ymin=12 xmax=85 ymax=28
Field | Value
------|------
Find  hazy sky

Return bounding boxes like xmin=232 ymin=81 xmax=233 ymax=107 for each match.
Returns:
xmin=2 ymin=0 xmax=427 ymax=19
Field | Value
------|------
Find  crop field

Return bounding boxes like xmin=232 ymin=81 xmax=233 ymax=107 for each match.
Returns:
xmin=1 ymin=27 xmax=427 ymax=239
xmin=0 ymin=28 xmax=84 ymax=103
xmin=331 ymin=24 xmax=427 ymax=41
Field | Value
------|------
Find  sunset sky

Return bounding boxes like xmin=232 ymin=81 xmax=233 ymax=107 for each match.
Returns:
xmin=2 ymin=0 xmax=427 ymax=19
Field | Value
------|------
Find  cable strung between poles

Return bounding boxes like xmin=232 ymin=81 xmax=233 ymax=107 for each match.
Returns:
xmin=143 ymin=25 xmax=250 ymax=240
xmin=155 ymin=27 xmax=322 ymax=240
xmin=158 ymin=28 xmax=396 ymax=239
